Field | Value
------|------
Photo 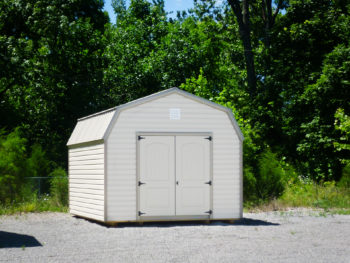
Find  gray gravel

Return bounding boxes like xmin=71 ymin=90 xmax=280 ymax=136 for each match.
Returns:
xmin=0 ymin=210 xmax=349 ymax=263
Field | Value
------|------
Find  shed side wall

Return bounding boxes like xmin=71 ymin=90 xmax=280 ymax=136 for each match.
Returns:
xmin=106 ymin=93 xmax=241 ymax=221
xmin=69 ymin=143 xmax=105 ymax=221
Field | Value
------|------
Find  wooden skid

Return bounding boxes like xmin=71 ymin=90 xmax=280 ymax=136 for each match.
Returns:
xmin=104 ymin=218 xmax=241 ymax=227
xmin=72 ymin=213 xmax=241 ymax=227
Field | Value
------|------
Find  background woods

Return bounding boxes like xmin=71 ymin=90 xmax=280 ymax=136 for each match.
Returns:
xmin=0 ymin=0 xmax=349 ymax=209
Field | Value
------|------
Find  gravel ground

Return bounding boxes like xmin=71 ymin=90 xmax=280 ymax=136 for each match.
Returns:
xmin=0 ymin=210 xmax=349 ymax=263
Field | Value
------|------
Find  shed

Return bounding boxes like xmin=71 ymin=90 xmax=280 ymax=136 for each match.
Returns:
xmin=67 ymin=87 xmax=244 ymax=223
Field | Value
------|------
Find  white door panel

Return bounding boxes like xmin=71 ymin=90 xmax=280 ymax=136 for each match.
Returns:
xmin=176 ymin=136 xmax=211 ymax=216
xmin=139 ymin=136 xmax=175 ymax=216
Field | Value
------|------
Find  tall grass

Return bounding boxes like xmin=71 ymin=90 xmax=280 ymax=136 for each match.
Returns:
xmin=0 ymin=194 xmax=67 ymax=215
xmin=279 ymin=181 xmax=350 ymax=210
xmin=0 ymin=168 xmax=69 ymax=215
xmin=246 ymin=180 xmax=350 ymax=214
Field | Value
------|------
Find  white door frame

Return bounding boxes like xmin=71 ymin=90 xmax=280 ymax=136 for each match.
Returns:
xmin=136 ymin=132 xmax=213 ymax=221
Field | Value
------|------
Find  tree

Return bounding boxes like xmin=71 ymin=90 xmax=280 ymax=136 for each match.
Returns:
xmin=0 ymin=0 xmax=109 ymax=165
xmin=297 ymin=44 xmax=350 ymax=180
xmin=104 ymin=0 xmax=232 ymax=104
xmin=267 ymin=0 xmax=350 ymax=180
xmin=227 ymin=0 xmax=256 ymax=95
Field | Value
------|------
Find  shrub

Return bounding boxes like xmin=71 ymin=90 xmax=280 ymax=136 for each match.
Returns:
xmin=0 ymin=128 xmax=54 ymax=205
xmin=256 ymin=149 xmax=287 ymax=200
xmin=0 ymin=128 xmax=28 ymax=204
xmin=26 ymin=144 xmax=51 ymax=178
xmin=243 ymin=167 xmax=257 ymax=201
xmin=338 ymin=163 xmax=350 ymax=189
xmin=49 ymin=168 xmax=68 ymax=206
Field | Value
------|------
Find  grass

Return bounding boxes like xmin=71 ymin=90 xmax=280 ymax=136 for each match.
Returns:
xmin=245 ymin=181 xmax=350 ymax=215
xmin=0 ymin=194 xmax=67 ymax=215
xmin=2 ymin=181 xmax=349 ymax=216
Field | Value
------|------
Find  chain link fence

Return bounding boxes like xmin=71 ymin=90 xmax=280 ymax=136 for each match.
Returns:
xmin=24 ymin=177 xmax=53 ymax=196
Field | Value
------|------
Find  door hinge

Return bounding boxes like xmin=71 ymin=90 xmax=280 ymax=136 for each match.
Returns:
xmin=205 ymin=180 xmax=212 ymax=185
xmin=138 ymin=136 xmax=145 ymax=140
xmin=205 ymin=210 xmax=212 ymax=215
xmin=138 ymin=181 xmax=146 ymax=186
xmin=138 ymin=211 xmax=146 ymax=216
xmin=204 ymin=136 xmax=212 ymax=141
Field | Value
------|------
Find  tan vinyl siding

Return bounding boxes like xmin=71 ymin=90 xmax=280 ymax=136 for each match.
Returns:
xmin=69 ymin=143 xmax=104 ymax=221
xmin=106 ymin=93 xmax=242 ymax=221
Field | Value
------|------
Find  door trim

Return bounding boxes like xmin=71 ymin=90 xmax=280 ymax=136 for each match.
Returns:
xmin=136 ymin=132 xmax=213 ymax=221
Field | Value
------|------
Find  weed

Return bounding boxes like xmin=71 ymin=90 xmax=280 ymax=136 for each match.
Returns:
xmin=245 ymin=180 xmax=350 ymax=215
xmin=0 ymin=195 xmax=67 ymax=215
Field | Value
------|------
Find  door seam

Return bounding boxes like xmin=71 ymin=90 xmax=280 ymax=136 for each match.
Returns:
xmin=174 ymin=135 xmax=177 ymax=216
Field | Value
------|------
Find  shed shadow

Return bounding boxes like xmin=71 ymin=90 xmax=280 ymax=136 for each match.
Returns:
xmin=105 ymin=218 xmax=279 ymax=228
xmin=73 ymin=215 xmax=279 ymax=228
xmin=0 ymin=231 xmax=42 ymax=248
xmin=233 ymin=218 xmax=280 ymax=226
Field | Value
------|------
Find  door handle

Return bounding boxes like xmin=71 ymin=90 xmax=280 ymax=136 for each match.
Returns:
xmin=205 ymin=181 xmax=212 ymax=185
xmin=138 ymin=181 xmax=146 ymax=186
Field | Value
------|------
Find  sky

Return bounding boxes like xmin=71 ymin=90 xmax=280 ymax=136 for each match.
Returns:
xmin=103 ymin=0 xmax=195 ymax=23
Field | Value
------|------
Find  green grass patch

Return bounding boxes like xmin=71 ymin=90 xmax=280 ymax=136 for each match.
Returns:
xmin=245 ymin=181 xmax=350 ymax=214
xmin=0 ymin=194 xmax=67 ymax=215
xmin=279 ymin=181 xmax=350 ymax=210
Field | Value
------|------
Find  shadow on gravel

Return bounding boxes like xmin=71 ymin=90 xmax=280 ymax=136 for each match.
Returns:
xmin=80 ymin=218 xmax=279 ymax=228
xmin=0 ymin=231 xmax=42 ymax=248
xmin=235 ymin=218 xmax=280 ymax=226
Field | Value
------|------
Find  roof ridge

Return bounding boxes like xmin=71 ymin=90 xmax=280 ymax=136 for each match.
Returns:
xmin=78 ymin=106 xmax=117 ymax=121
xmin=78 ymin=87 xmax=179 ymax=122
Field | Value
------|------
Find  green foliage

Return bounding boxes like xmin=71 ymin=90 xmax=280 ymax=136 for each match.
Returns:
xmin=338 ymin=164 xmax=350 ymax=189
xmin=0 ymin=194 xmax=68 ymax=215
xmin=49 ymin=168 xmax=68 ymax=207
xmin=26 ymin=144 xmax=51 ymax=178
xmin=180 ymin=68 xmax=213 ymax=99
xmin=0 ymin=128 xmax=28 ymax=204
xmin=0 ymin=128 xmax=53 ymax=205
xmin=256 ymin=149 xmax=287 ymax=200
xmin=0 ymin=0 xmax=350 ymax=208
xmin=296 ymin=44 xmax=350 ymax=180
xmin=279 ymin=180 xmax=350 ymax=211
xmin=334 ymin=108 xmax=350 ymax=153
xmin=0 ymin=0 xmax=109 ymax=166
xmin=257 ymin=0 xmax=350 ymax=181
xmin=104 ymin=0 xmax=232 ymax=104
xmin=243 ymin=167 xmax=257 ymax=201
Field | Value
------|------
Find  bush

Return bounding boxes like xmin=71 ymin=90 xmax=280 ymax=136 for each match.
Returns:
xmin=243 ymin=167 xmax=257 ymax=201
xmin=26 ymin=144 xmax=51 ymax=178
xmin=0 ymin=128 xmax=53 ymax=205
xmin=338 ymin=163 xmax=350 ymax=189
xmin=49 ymin=168 xmax=68 ymax=206
xmin=0 ymin=128 xmax=28 ymax=204
xmin=256 ymin=149 xmax=287 ymax=200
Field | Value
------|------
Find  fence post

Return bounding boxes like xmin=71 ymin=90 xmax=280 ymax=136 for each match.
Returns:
xmin=39 ymin=178 xmax=41 ymax=196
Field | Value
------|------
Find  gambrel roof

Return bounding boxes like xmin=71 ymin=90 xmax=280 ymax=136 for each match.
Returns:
xmin=67 ymin=87 xmax=244 ymax=147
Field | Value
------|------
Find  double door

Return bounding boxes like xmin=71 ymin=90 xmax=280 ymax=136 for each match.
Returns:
xmin=138 ymin=135 xmax=211 ymax=217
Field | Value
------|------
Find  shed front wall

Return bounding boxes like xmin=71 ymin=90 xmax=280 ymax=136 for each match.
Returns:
xmin=106 ymin=93 xmax=242 ymax=221
xmin=69 ymin=143 xmax=105 ymax=221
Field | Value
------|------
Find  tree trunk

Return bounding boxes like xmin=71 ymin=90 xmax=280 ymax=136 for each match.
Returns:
xmin=228 ymin=0 xmax=256 ymax=96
